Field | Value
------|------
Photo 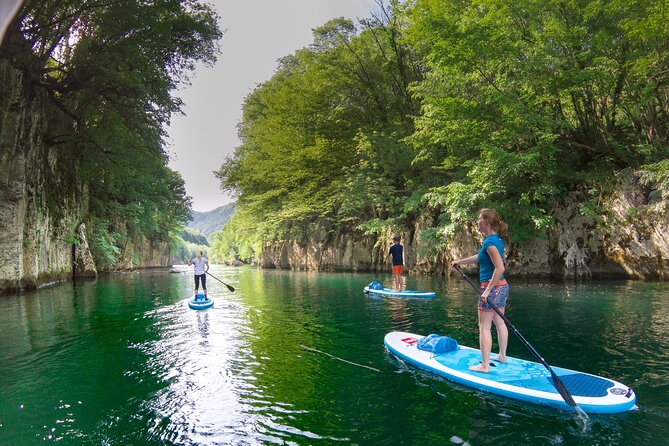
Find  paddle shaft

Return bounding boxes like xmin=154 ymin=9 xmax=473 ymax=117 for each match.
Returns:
xmin=453 ymin=265 xmax=577 ymax=408
xmin=206 ymin=271 xmax=235 ymax=292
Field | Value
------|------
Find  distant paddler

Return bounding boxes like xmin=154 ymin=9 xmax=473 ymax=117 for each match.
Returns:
xmin=188 ymin=251 xmax=209 ymax=300
xmin=384 ymin=235 xmax=404 ymax=292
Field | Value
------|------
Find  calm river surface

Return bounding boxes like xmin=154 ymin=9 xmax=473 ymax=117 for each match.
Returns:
xmin=1 ymin=266 xmax=668 ymax=445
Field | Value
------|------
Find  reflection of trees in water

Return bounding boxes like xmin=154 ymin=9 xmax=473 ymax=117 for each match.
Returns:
xmin=604 ymin=282 xmax=669 ymax=384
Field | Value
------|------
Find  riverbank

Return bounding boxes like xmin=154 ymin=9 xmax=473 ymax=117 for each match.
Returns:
xmin=259 ymin=169 xmax=669 ymax=280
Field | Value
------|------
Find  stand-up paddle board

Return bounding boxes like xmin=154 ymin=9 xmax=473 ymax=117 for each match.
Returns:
xmin=364 ymin=282 xmax=436 ymax=298
xmin=188 ymin=293 xmax=213 ymax=310
xmin=384 ymin=331 xmax=636 ymax=414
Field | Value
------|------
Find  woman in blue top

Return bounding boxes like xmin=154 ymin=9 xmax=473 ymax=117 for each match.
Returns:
xmin=451 ymin=209 xmax=509 ymax=373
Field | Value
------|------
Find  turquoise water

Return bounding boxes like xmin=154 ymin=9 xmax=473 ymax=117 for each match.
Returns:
xmin=0 ymin=266 xmax=668 ymax=445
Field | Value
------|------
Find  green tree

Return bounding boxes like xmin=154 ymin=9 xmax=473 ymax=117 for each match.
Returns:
xmin=5 ymin=0 xmax=221 ymax=269
xmin=181 ymin=227 xmax=209 ymax=246
xmin=215 ymin=11 xmax=422 ymax=261
xmin=405 ymin=0 xmax=669 ymax=240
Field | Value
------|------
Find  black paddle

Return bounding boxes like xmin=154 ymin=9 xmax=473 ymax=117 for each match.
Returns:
xmin=453 ymin=264 xmax=578 ymax=409
xmin=206 ymin=271 xmax=235 ymax=292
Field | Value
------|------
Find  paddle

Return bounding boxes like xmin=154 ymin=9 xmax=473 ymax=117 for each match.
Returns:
xmin=206 ymin=271 xmax=235 ymax=292
xmin=453 ymin=264 xmax=578 ymax=409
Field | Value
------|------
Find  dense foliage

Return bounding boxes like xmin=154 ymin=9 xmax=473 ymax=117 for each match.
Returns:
xmin=407 ymin=0 xmax=669 ymax=243
xmin=4 ymin=0 xmax=221 ymax=269
xmin=181 ymin=227 xmax=209 ymax=246
xmin=215 ymin=0 xmax=669 ymax=263
xmin=215 ymin=6 xmax=422 ymax=261
xmin=171 ymin=228 xmax=209 ymax=265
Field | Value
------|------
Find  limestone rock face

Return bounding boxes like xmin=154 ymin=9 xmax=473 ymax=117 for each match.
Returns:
xmin=116 ymin=238 xmax=172 ymax=270
xmin=0 ymin=56 xmax=176 ymax=293
xmin=259 ymin=169 xmax=668 ymax=279
xmin=599 ymin=170 xmax=669 ymax=279
xmin=73 ymin=223 xmax=97 ymax=278
xmin=0 ymin=59 xmax=93 ymax=291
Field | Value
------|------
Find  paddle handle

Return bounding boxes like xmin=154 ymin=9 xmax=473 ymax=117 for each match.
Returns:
xmin=453 ymin=264 xmax=577 ymax=408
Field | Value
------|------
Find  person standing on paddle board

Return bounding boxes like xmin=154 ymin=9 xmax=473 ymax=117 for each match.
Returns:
xmin=451 ymin=209 xmax=509 ymax=373
xmin=385 ymin=235 xmax=404 ymax=292
xmin=188 ymin=251 xmax=209 ymax=299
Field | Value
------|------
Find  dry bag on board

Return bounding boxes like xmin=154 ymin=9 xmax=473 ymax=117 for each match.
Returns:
xmin=417 ymin=334 xmax=459 ymax=354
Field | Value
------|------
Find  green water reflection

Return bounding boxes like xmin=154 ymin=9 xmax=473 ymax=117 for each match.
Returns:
xmin=0 ymin=267 xmax=667 ymax=445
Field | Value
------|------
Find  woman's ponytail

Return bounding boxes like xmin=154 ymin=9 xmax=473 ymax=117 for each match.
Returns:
xmin=479 ymin=208 xmax=508 ymax=239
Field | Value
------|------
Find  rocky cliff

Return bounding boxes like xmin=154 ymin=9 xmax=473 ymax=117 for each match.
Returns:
xmin=0 ymin=56 xmax=171 ymax=293
xmin=260 ymin=169 xmax=669 ymax=280
xmin=116 ymin=237 xmax=173 ymax=270
xmin=0 ymin=58 xmax=94 ymax=292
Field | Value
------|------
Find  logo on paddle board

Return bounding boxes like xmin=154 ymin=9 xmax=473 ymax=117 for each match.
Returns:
xmin=609 ymin=387 xmax=626 ymax=395
xmin=401 ymin=337 xmax=418 ymax=344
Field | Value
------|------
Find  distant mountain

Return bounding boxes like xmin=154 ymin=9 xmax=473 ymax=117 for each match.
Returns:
xmin=188 ymin=203 xmax=236 ymax=237
xmin=181 ymin=227 xmax=209 ymax=246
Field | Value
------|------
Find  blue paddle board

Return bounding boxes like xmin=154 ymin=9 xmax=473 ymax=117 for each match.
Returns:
xmin=188 ymin=293 xmax=213 ymax=310
xmin=364 ymin=285 xmax=436 ymax=298
xmin=384 ymin=331 xmax=636 ymax=414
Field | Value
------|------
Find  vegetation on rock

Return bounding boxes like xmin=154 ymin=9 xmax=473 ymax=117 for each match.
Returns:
xmin=2 ymin=0 xmax=222 ymax=270
xmin=214 ymin=0 xmax=669 ymax=265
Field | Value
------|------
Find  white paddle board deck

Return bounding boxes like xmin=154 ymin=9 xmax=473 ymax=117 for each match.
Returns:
xmin=384 ymin=331 xmax=636 ymax=414
xmin=364 ymin=286 xmax=436 ymax=298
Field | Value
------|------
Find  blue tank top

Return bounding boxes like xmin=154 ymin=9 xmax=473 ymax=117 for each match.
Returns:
xmin=477 ymin=234 xmax=505 ymax=282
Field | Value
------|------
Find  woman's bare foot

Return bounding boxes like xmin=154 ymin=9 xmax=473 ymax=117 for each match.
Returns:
xmin=491 ymin=355 xmax=507 ymax=363
xmin=468 ymin=363 xmax=490 ymax=373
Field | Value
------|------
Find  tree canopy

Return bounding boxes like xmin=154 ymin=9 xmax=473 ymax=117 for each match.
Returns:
xmin=215 ymin=7 xmax=422 ymax=260
xmin=406 ymin=0 xmax=669 ymax=240
xmin=213 ymin=0 xmax=669 ymax=263
xmin=4 ymin=0 xmax=222 ymax=268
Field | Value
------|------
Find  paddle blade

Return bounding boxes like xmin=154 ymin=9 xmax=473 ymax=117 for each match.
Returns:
xmin=550 ymin=370 xmax=577 ymax=407
xmin=206 ymin=271 xmax=235 ymax=292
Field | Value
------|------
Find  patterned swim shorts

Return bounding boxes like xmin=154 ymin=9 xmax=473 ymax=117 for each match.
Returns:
xmin=478 ymin=283 xmax=509 ymax=312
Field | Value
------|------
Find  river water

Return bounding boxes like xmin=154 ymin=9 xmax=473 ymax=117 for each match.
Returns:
xmin=1 ymin=266 xmax=667 ymax=445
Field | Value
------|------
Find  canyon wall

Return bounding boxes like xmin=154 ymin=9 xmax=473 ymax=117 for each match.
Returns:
xmin=0 ymin=57 xmax=171 ymax=293
xmin=0 ymin=58 xmax=94 ymax=291
xmin=260 ymin=169 xmax=669 ymax=280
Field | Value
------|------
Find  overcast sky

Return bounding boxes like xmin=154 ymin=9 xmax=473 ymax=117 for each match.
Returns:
xmin=167 ymin=0 xmax=377 ymax=212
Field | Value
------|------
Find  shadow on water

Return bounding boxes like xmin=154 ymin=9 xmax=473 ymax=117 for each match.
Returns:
xmin=0 ymin=267 xmax=667 ymax=445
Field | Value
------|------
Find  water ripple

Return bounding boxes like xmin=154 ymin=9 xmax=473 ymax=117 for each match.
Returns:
xmin=1 ymin=270 xmax=668 ymax=445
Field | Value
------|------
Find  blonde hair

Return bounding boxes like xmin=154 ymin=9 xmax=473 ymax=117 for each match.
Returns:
xmin=479 ymin=208 xmax=508 ymax=238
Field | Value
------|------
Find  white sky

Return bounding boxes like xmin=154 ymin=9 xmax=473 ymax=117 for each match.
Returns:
xmin=167 ymin=0 xmax=377 ymax=212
